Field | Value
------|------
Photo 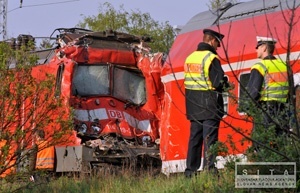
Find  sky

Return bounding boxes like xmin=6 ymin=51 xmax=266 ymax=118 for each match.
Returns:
xmin=6 ymin=0 xmax=216 ymax=41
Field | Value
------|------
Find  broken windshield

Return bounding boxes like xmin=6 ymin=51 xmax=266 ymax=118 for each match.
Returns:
xmin=72 ymin=64 xmax=146 ymax=105
xmin=72 ymin=65 xmax=109 ymax=96
xmin=113 ymin=67 xmax=146 ymax=105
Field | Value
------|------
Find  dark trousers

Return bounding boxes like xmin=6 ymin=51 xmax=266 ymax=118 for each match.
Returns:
xmin=185 ymin=119 xmax=220 ymax=174
xmin=252 ymin=101 xmax=289 ymax=150
xmin=253 ymin=102 xmax=289 ymax=135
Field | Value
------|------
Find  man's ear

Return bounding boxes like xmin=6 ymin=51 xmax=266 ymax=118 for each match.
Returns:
xmin=262 ymin=45 xmax=267 ymax=52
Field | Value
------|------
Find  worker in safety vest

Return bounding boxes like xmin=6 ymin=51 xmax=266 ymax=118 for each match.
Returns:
xmin=184 ymin=29 xmax=232 ymax=178
xmin=35 ymin=130 xmax=55 ymax=171
xmin=246 ymin=36 xmax=289 ymax=139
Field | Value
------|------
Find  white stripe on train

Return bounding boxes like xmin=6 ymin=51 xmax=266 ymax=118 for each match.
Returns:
xmin=161 ymin=154 xmax=247 ymax=175
xmin=74 ymin=109 xmax=151 ymax=132
xmin=161 ymin=51 xmax=300 ymax=84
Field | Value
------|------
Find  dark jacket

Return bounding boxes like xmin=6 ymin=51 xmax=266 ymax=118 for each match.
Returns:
xmin=185 ymin=42 xmax=226 ymax=121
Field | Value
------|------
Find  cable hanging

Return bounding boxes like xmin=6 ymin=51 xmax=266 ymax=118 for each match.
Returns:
xmin=9 ymin=0 xmax=80 ymax=13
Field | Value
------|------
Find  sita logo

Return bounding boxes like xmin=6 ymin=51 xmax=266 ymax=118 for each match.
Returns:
xmin=242 ymin=168 xmax=291 ymax=175
xmin=235 ymin=162 xmax=296 ymax=189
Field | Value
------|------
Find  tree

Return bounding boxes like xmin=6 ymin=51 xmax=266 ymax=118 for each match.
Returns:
xmin=77 ymin=2 xmax=175 ymax=53
xmin=208 ymin=0 xmax=239 ymax=10
xmin=38 ymin=39 xmax=55 ymax=50
xmin=0 ymin=41 xmax=73 ymax=190
xmin=217 ymin=0 xmax=300 ymax=173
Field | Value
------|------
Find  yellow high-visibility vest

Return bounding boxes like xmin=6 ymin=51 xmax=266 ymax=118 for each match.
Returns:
xmin=251 ymin=59 xmax=289 ymax=102
xmin=184 ymin=50 xmax=217 ymax=90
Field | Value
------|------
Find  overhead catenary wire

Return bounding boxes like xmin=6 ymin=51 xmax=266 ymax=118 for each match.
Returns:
xmin=4 ymin=0 xmax=81 ymax=41
xmin=0 ymin=0 xmax=8 ymax=40
xmin=8 ymin=0 xmax=80 ymax=13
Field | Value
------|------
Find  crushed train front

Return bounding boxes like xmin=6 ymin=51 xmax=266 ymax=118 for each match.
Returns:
xmin=37 ymin=28 xmax=165 ymax=171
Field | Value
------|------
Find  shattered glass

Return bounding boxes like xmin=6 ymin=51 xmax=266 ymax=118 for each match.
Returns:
xmin=113 ymin=67 xmax=146 ymax=105
xmin=72 ymin=65 xmax=109 ymax=96
xmin=71 ymin=65 xmax=146 ymax=106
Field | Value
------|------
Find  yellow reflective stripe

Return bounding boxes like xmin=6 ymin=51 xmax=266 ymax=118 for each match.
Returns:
xmin=260 ymin=96 xmax=288 ymax=102
xmin=251 ymin=62 xmax=267 ymax=76
xmin=202 ymin=52 xmax=215 ymax=78
xmin=184 ymin=74 xmax=208 ymax=81
xmin=184 ymin=84 xmax=212 ymax=90
xmin=266 ymin=86 xmax=289 ymax=91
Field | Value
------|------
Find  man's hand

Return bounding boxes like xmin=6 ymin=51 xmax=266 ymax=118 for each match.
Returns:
xmin=222 ymin=77 xmax=235 ymax=91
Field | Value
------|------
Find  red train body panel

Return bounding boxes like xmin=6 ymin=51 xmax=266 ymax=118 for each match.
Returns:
xmin=2 ymin=0 xmax=300 ymax=177
xmin=160 ymin=0 xmax=300 ymax=174
xmin=26 ymin=29 xmax=165 ymax=172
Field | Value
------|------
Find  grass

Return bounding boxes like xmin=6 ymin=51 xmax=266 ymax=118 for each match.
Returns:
xmin=0 ymin=168 xmax=298 ymax=193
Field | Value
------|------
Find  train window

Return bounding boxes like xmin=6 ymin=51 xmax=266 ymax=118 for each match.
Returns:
xmin=72 ymin=65 xmax=109 ymax=96
xmin=222 ymin=75 xmax=229 ymax=115
xmin=223 ymin=93 xmax=228 ymax=115
xmin=238 ymin=73 xmax=251 ymax=112
xmin=113 ymin=67 xmax=146 ymax=105
xmin=55 ymin=64 xmax=64 ymax=97
xmin=222 ymin=92 xmax=228 ymax=115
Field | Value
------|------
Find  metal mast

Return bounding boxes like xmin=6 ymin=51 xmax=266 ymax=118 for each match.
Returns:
xmin=0 ymin=0 xmax=7 ymax=40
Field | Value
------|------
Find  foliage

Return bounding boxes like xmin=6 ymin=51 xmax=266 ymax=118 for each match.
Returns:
xmin=0 ymin=42 xmax=73 ymax=187
xmin=208 ymin=0 xmax=239 ymax=10
xmin=0 ymin=170 xmax=239 ymax=193
xmin=243 ymin=102 xmax=300 ymax=163
xmin=77 ymin=2 xmax=176 ymax=53
xmin=38 ymin=39 xmax=55 ymax=50
xmin=1 ymin=168 xmax=296 ymax=193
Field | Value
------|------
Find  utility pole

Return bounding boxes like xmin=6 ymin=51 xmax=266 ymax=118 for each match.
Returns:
xmin=0 ymin=0 xmax=7 ymax=40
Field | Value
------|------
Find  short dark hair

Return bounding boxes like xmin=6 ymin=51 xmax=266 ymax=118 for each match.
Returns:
xmin=266 ymin=44 xmax=275 ymax=55
xmin=203 ymin=29 xmax=224 ymax=47
xmin=203 ymin=33 xmax=215 ymax=43
xmin=36 ymin=130 xmax=45 ymax=139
